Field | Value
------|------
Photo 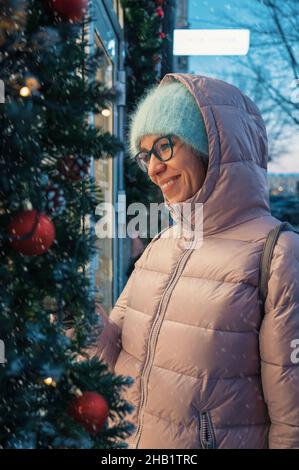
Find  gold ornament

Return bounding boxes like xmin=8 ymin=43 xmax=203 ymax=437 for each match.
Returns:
xmin=19 ymin=77 xmax=41 ymax=97
xmin=25 ymin=76 xmax=41 ymax=92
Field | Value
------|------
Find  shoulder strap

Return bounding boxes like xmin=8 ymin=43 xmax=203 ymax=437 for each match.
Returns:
xmin=258 ymin=222 xmax=299 ymax=317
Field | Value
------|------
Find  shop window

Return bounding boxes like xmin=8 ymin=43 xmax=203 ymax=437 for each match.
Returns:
xmin=93 ymin=32 xmax=114 ymax=313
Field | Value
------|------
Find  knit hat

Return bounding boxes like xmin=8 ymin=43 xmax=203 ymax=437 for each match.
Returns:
xmin=128 ymin=80 xmax=209 ymax=160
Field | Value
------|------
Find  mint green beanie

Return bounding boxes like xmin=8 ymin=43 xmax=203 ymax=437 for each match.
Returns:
xmin=128 ymin=80 xmax=209 ymax=160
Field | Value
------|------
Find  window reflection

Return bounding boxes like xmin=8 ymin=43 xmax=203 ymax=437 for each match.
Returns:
xmin=94 ymin=32 xmax=114 ymax=313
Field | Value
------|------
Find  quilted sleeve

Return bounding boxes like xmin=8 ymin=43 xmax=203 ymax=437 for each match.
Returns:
xmin=88 ymin=274 xmax=134 ymax=373
xmin=259 ymin=230 xmax=299 ymax=448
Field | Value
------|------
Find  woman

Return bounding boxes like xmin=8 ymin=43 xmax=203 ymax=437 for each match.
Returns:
xmin=94 ymin=73 xmax=299 ymax=449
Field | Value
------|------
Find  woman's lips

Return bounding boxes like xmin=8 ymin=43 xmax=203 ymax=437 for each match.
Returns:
xmin=160 ymin=175 xmax=181 ymax=194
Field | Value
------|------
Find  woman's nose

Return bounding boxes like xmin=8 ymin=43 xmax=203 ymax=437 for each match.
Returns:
xmin=147 ymin=153 xmax=166 ymax=177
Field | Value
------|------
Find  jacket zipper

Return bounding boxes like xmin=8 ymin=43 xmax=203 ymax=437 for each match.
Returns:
xmin=200 ymin=411 xmax=216 ymax=449
xmin=131 ymin=248 xmax=193 ymax=448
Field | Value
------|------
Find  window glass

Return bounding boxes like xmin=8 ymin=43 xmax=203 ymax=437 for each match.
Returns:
xmin=94 ymin=33 xmax=114 ymax=313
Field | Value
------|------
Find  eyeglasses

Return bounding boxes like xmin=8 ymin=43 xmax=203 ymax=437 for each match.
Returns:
xmin=134 ymin=135 xmax=175 ymax=173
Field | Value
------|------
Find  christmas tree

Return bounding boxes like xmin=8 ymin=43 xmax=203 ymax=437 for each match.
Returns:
xmin=0 ymin=0 xmax=134 ymax=448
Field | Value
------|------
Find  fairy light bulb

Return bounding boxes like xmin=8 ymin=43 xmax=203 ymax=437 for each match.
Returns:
xmin=20 ymin=86 xmax=30 ymax=97
xmin=101 ymin=109 xmax=110 ymax=117
xmin=44 ymin=377 xmax=56 ymax=387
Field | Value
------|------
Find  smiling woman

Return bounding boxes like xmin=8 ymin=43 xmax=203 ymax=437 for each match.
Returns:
xmin=91 ymin=73 xmax=299 ymax=450
xmin=139 ymin=133 xmax=208 ymax=203
xmin=129 ymin=80 xmax=209 ymax=203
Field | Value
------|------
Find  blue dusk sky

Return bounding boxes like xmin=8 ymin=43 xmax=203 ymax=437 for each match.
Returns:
xmin=183 ymin=0 xmax=299 ymax=174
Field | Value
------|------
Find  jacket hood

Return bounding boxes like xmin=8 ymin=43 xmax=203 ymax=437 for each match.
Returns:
xmin=159 ymin=73 xmax=271 ymax=237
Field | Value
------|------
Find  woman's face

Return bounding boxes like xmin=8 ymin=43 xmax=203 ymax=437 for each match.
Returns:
xmin=140 ymin=134 xmax=208 ymax=203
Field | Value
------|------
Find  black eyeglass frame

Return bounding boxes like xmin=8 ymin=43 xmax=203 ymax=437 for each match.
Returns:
xmin=134 ymin=134 xmax=175 ymax=172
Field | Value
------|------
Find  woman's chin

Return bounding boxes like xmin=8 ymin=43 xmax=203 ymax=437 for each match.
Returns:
xmin=165 ymin=194 xmax=183 ymax=204
xmin=162 ymin=188 xmax=183 ymax=203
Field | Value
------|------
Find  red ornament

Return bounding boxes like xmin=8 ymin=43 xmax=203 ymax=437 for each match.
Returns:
xmin=68 ymin=391 xmax=109 ymax=435
xmin=47 ymin=0 xmax=88 ymax=22
xmin=7 ymin=210 xmax=56 ymax=256
xmin=156 ymin=6 xmax=164 ymax=18
xmin=159 ymin=32 xmax=166 ymax=39
xmin=58 ymin=154 xmax=89 ymax=181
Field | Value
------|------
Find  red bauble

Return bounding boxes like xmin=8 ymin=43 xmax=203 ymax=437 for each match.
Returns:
xmin=58 ymin=154 xmax=89 ymax=181
xmin=159 ymin=32 xmax=166 ymax=39
xmin=48 ymin=0 xmax=88 ymax=22
xmin=156 ymin=6 xmax=164 ymax=18
xmin=7 ymin=210 xmax=56 ymax=256
xmin=68 ymin=392 xmax=109 ymax=435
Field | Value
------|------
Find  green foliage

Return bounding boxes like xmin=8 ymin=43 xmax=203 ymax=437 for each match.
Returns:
xmin=121 ymin=0 xmax=164 ymax=110
xmin=0 ymin=0 xmax=133 ymax=448
xmin=121 ymin=0 xmax=165 ymax=248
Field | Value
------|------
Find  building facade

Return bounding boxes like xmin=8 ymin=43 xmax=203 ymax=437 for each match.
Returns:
xmin=89 ymin=0 xmax=127 ymax=312
xmin=173 ymin=0 xmax=189 ymax=73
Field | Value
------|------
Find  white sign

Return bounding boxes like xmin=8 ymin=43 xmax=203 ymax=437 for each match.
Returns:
xmin=0 ymin=80 xmax=4 ymax=103
xmin=0 ymin=340 xmax=5 ymax=364
xmin=174 ymin=29 xmax=250 ymax=56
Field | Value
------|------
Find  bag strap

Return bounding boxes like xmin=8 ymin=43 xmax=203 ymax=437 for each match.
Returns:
xmin=258 ymin=221 xmax=299 ymax=317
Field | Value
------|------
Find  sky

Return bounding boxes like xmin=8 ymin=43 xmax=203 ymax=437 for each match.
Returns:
xmin=185 ymin=0 xmax=299 ymax=174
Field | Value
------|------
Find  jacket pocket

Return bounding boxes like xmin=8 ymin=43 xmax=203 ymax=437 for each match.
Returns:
xmin=199 ymin=411 xmax=217 ymax=449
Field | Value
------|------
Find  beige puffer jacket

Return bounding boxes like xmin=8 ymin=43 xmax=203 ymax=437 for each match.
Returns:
xmin=94 ymin=74 xmax=299 ymax=449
